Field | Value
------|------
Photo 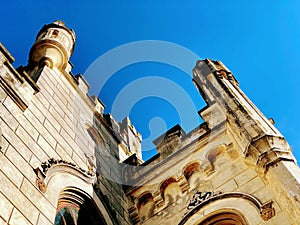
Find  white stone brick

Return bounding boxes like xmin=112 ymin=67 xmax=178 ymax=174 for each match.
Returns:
xmin=20 ymin=178 xmax=56 ymax=222
xmin=0 ymin=104 xmax=18 ymax=131
xmin=234 ymin=168 xmax=258 ymax=187
xmin=1 ymin=136 xmax=9 ymax=154
xmin=33 ymin=93 xmax=50 ymax=110
xmin=0 ymin=171 xmax=39 ymax=224
xmin=38 ymin=80 xmax=54 ymax=97
xmin=211 ymin=160 xmax=246 ymax=188
xmin=5 ymin=145 xmax=36 ymax=185
xmin=0 ymin=88 xmax=7 ymax=103
xmin=43 ymin=119 xmax=61 ymax=138
xmin=0 ymin=192 xmax=13 ymax=222
xmin=38 ymin=67 xmax=58 ymax=87
xmin=37 ymin=213 xmax=53 ymax=225
xmin=71 ymin=151 xmax=87 ymax=171
xmin=27 ymin=101 xmax=45 ymax=124
xmin=3 ymin=97 xmax=39 ymax=141
xmin=24 ymin=111 xmax=57 ymax=149
xmin=9 ymin=209 xmax=32 ymax=225
xmin=238 ymin=176 xmax=265 ymax=194
xmin=0 ymin=155 xmax=23 ymax=188
xmin=15 ymin=125 xmax=48 ymax=161
xmin=60 ymin=128 xmax=78 ymax=153
xmin=1 ymin=121 xmax=32 ymax=160
xmin=217 ymin=178 xmax=238 ymax=193
xmin=48 ymin=101 xmax=64 ymax=118
xmin=48 ymin=106 xmax=73 ymax=133
xmin=0 ymin=216 xmax=8 ymax=225
xmin=37 ymin=135 xmax=59 ymax=159
xmin=53 ymin=93 xmax=68 ymax=110
xmin=29 ymin=154 xmax=41 ymax=169
xmin=253 ymin=186 xmax=274 ymax=203
xmin=55 ymin=144 xmax=73 ymax=162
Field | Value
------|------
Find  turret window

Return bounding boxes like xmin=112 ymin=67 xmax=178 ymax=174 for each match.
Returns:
xmin=51 ymin=30 xmax=59 ymax=38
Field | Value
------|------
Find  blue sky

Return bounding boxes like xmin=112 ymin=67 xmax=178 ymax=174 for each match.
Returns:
xmin=1 ymin=0 xmax=300 ymax=162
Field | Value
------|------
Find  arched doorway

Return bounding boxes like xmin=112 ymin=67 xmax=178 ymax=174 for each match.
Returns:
xmin=198 ymin=212 xmax=248 ymax=225
xmin=54 ymin=187 xmax=107 ymax=225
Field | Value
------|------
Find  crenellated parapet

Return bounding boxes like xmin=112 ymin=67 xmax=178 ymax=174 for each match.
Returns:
xmin=0 ymin=43 xmax=39 ymax=111
xmin=125 ymin=58 xmax=300 ymax=225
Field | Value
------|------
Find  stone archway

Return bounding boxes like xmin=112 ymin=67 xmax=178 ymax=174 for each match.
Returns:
xmin=198 ymin=212 xmax=248 ymax=225
xmin=179 ymin=192 xmax=275 ymax=225
xmin=54 ymin=187 xmax=107 ymax=225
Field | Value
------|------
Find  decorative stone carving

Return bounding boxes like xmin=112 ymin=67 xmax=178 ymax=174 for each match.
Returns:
xmin=41 ymin=158 xmax=95 ymax=177
xmin=261 ymin=201 xmax=275 ymax=221
xmin=84 ymin=153 xmax=97 ymax=173
xmin=186 ymin=191 xmax=221 ymax=212
xmin=181 ymin=192 xmax=275 ymax=225
xmin=33 ymin=167 xmax=47 ymax=193
xmin=36 ymin=177 xmax=46 ymax=193
xmin=34 ymin=158 xmax=97 ymax=193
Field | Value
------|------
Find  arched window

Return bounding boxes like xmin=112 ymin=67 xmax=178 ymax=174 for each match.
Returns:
xmin=54 ymin=187 xmax=107 ymax=225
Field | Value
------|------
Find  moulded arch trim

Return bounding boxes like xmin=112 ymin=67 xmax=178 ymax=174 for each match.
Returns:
xmin=192 ymin=209 xmax=249 ymax=225
xmin=179 ymin=192 xmax=274 ymax=225
xmin=44 ymin=164 xmax=95 ymax=206
xmin=56 ymin=186 xmax=114 ymax=225
xmin=43 ymin=166 xmax=114 ymax=225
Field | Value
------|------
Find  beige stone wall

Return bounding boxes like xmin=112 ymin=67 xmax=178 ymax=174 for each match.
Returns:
xmin=0 ymin=38 xmax=132 ymax=224
xmin=126 ymin=128 xmax=300 ymax=224
xmin=126 ymin=59 xmax=300 ymax=225
xmin=1 ymin=22 xmax=299 ymax=225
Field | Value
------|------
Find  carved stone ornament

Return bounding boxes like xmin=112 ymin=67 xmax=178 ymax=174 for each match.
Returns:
xmin=36 ymin=177 xmax=46 ymax=193
xmin=186 ymin=191 xmax=222 ymax=213
xmin=34 ymin=158 xmax=97 ymax=193
xmin=180 ymin=192 xmax=275 ymax=225
xmin=41 ymin=158 xmax=95 ymax=177
xmin=261 ymin=201 xmax=275 ymax=221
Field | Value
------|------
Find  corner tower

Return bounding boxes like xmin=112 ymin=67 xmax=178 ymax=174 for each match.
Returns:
xmin=28 ymin=20 xmax=75 ymax=71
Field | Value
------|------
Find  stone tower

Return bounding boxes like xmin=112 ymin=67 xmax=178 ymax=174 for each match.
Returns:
xmin=0 ymin=21 xmax=141 ymax=225
xmin=29 ymin=20 xmax=75 ymax=71
xmin=0 ymin=21 xmax=299 ymax=225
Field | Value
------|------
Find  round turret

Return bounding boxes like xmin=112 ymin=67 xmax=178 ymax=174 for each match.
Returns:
xmin=29 ymin=20 xmax=76 ymax=70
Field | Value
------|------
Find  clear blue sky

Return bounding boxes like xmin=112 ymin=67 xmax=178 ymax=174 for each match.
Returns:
xmin=1 ymin=0 xmax=300 ymax=162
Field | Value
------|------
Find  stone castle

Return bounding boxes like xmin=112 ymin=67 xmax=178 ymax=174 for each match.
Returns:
xmin=0 ymin=21 xmax=299 ymax=225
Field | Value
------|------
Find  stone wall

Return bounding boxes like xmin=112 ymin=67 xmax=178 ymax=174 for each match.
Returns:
xmin=0 ymin=32 xmax=132 ymax=224
xmin=125 ymin=59 xmax=300 ymax=225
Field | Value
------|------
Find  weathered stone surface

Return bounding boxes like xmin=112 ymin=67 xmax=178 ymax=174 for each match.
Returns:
xmin=0 ymin=192 xmax=13 ymax=222
xmin=0 ymin=23 xmax=299 ymax=225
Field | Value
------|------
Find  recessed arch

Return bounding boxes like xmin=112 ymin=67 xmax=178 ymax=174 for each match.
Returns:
xmin=183 ymin=161 xmax=200 ymax=180
xmin=160 ymin=177 xmax=177 ymax=198
xmin=179 ymin=192 xmax=275 ymax=225
xmin=54 ymin=187 xmax=107 ymax=225
xmin=183 ymin=161 xmax=202 ymax=190
xmin=41 ymin=163 xmax=114 ymax=225
xmin=197 ymin=210 xmax=248 ymax=225
xmin=136 ymin=192 xmax=155 ymax=221
xmin=160 ymin=177 xmax=181 ymax=203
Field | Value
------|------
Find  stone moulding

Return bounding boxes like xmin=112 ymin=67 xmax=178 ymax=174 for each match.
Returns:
xmin=179 ymin=192 xmax=275 ymax=225
xmin=35 ymin=158 xmax=97 ymax=193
